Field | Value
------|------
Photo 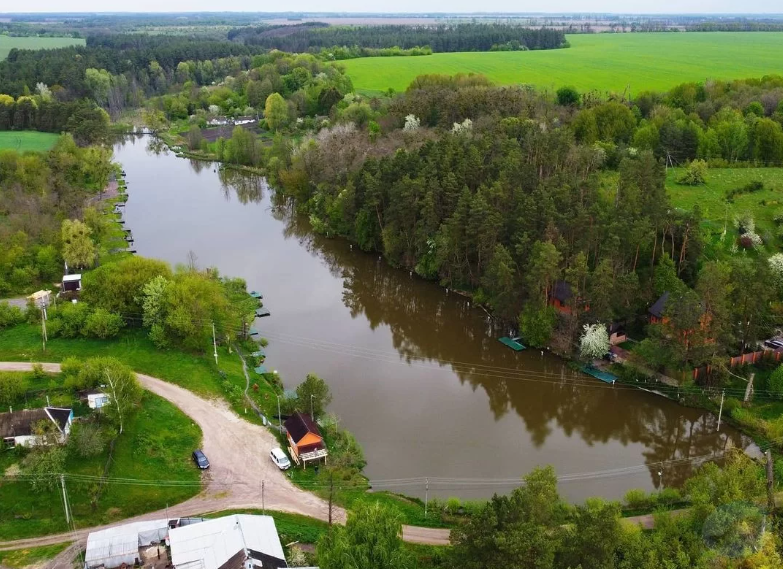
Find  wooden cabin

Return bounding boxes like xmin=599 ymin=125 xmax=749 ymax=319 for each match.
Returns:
xmin=548 ymin=280 xmax=589 ymax=315
xmin=648 ymin=292 xmax=669 ymax=324
xmin=283 ymin=412 xmax=327 ymax=469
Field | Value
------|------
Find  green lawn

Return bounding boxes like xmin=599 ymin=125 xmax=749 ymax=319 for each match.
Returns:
xmin=343 ymin=32 xmax=783 ymax=95
xmin=0 ymin=131 xmax=60 ymax=153
xmin=0 ymin=542 xmax=70 ymax=568
xmin=0 ymin=36 xmax=84 ymax=60
xmin=665 ymin=166 xmax=783 ymax=256
xmin=0 ymin=389 xmax=202 ymax=540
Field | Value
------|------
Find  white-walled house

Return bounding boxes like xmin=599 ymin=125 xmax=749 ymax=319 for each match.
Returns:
xmin=0 ymin=407 xmax=73 ymax=448
xmin=87 ymin=392 xmax=110 ymax=409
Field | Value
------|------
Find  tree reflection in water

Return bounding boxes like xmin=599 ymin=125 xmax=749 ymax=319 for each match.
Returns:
xmin=267 ymin=195 xmax=754 ymax=489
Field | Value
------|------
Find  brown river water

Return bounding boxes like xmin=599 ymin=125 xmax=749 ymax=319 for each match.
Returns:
xmin=117 ymin=136 xmax=755 ymax=501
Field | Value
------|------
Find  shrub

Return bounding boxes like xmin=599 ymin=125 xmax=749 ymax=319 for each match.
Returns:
xmin=769 ymin=365 xmax=783 ymax=398
xmin=446 ymin=497 xmax=462 ymax=514
xmin=657 ymin=487 xmax=682 ymax=507
xmin=51 ymin=302 xmax=92 ymax=338
xmin=60 ymin=356 xmax=83 ymax=378
xmin=0 ymin=302 xmax=25 ymax=329
xmin=0 ymin=372 xmax=27 ymax=406
xmin=677 ymin=159 xmax=707 ymax=185
xmin=624 ymin=488 xmax=654 ymax=510
xmin=31 ymin=363 xmax=47 ymax=380
xmin=83 ymin=308 xmax=124 ymax=339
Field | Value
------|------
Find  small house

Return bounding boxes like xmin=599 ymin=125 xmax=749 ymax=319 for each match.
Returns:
xmin=27 ymin=290 xmax=52 ymax=308
xmin=609 ymin=322 xmax=627 ymax=346
xmin=61 ymin=274 xmax=82 ymax=293
xmin=86 ymin=391 xmax=110 ymax=409
xmin=648 ymin=292 xmax=669 ymax=324
xmin=548 ymin=280 xmax=589 ymax=315
xmin=0 ymin=407 xmax=73 ymax=448
xmin=283 ymin=412 xmax=327 ymax=469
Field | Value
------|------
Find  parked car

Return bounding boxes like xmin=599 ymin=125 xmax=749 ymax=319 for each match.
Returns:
xmin=270 ymin=447 xmax=291 ymax=470
xmin=192 ymin=449 xmax=210 ymax=469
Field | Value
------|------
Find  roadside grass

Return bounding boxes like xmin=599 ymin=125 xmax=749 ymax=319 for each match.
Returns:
xmin=203 ymin=508 xmax=328 ymax=544
xmin=344 ymin=32 xmax=783 ymax=95
xmin=0 ymin=542 xmax=71 ymax=568
xmin=0 ymin=36 xmax=84 ymax=60
xmin=0 ymin=131 xmax=60 ymax=153
xmin=0 ymin=390 xmax=202 ymax=540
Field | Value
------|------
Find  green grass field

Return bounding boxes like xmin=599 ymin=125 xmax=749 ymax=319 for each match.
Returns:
xmin=0 ymin=35 xmax=84 ymax=60
xmin=0 ymin=131 xmax=60 ymax=153
xmin=0 ymin=543 xmax=70 ymax=568
xmin=0 ymin=386 xmax=202 ymax=539
xmin=344 ymin=32 xmax=783 ymax=95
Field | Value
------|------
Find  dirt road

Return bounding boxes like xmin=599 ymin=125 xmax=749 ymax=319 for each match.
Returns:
xmin=0 ymin=362 xmax=445 ymax=550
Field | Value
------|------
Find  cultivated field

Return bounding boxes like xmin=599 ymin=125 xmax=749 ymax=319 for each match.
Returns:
xmin=344 ymin=32 xmax=783 ymax=95
xmin=0 ymin=35 xmax=84 ymax=60
xmin=0 ymin=131 xmax=60 ymax=152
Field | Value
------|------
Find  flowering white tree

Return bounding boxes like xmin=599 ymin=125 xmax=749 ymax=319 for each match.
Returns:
xmin=580 ymin=323 xmax=610 ymax=360
xmin=770 ymin=253 xmax=783 ymax=288
xmin=404 ymin=114 xmax=420 ymax=131
xmin=452 ymin=118 xmax=473 ymax=134
xmin=35 ymin=82 xmax=52 ymax=101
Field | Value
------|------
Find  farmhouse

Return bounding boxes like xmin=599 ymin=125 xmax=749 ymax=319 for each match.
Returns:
xmin=0 ymin=407 xmax=73 ymax=448
xmin=284 ymin=411 xmax=327 ymax=468
xmin=169 ymin=514 xmax=288 ymax=569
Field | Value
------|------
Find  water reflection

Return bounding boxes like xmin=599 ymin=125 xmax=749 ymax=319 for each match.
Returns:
xmin=117 ymin=136 xmax=755 ymax=499
xmin=272 ymin=200 xmax=751 ymax=490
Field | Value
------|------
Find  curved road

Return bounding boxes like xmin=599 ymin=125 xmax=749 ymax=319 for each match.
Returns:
xmin=0 ymin=362 xmax=451 ymax=550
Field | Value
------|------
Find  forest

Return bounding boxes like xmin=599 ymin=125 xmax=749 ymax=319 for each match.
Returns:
xmin=228 ymin=23 xmax=568 ymax=53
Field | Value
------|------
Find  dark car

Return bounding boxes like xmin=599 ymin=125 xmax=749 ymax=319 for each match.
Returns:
xmin=192 ymin=449 xmax=210 ymax=470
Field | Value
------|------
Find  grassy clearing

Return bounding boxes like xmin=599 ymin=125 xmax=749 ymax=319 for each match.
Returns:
xmin=0 ymin=36 xmax=84 ymax=60
xmin=204 ymin=508 xmax=328 ymax=544
xmin=0 ymin=542 xmax=70 ymax=568
xmin=0 ymin=131 xmax=60 ymax=153
xmin=0 ymin=389 xmax=201 ymax=540
xmin=344 ymin=32 xmax=783 ymax=95
xmin=665 ymin=167 xmax=783 ymax=257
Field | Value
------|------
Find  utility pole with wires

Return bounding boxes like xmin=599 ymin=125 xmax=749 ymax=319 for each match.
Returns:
xmin=60 ymin=474 xmax=70 ymax=525
xmin=424 ymin=478 xmax=429 ymax=518
xmin=262 ymin=480 xmax=265 ymax=514
xmin=717 ymin=390 xmax=725 ymax=432
xmin=40 ymin=306 xmax=48 ymax=352
xmin=766 ymin=450 xmax=776 ymax=512
xmin=212 ymin=321 xmax=218 ymax=366
xmin=744 ymin=372 xmax=755 ymax=403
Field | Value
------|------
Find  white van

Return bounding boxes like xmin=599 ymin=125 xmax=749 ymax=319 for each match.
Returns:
xmin=270 ymin=447 xmax=291 ymax=470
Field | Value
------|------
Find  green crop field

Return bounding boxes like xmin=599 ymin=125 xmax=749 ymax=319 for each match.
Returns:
xmin=0 ymin=35 xmax=84 ymax=60
xmin=0 ymin=131 xmax=60 ymax=152
xmin=344 ymin=32 xmax=783 ymax=95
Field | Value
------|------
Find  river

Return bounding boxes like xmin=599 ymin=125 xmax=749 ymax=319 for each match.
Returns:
xmin=116 ymin=136 xmax=755 ymax=502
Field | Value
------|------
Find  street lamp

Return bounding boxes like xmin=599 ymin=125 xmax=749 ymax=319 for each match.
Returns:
xmin=658 ymin=470 xmax=663 ymax=488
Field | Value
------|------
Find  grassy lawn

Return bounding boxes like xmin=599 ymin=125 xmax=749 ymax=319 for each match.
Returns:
xmin=204 ymin=508 xmax=328 ymax=544
xmin=343 ymin=32 xmax=783 ymax=95
xmin=0 ymin=542 xmax=70 ymax=568
xmin=665 ymin=166 xmax=783 ymax=257
xmin=0 ymin=131 xmax=60 ymax=153
xmin=0 ymin=36 xmax=84 ymax=60
xmin=0 ymin=389 xmax=202 ymax=540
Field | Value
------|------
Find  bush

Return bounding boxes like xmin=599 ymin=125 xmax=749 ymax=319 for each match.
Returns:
xmin=68 ymin=421 xmax=109 ymax=457
xmin=446 ymin=497 xmax=462 ymax=514
xmin=61 ymin=356 xmax=83 ymax=378
xmin=0 ymin=372 xmax=28 ymax=406
xmin=51 ymin=302 xmax=91 ymax=338
xmin=83 ymin=308 xmax=124 ymax=339
xmin=0 ymin=302 xmax=25 ymax=329
xmin=624 ymin=488 xmax=654 ymax=510
xmin=657 ymin=487 xmax=682 ymax=507
xmin=769 ymin=365 xmax=783 ymax=398
xmin=677 ymin=159 xmax=707 ymax=185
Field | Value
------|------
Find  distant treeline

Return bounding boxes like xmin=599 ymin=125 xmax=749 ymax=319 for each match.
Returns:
xmin=687 ymin=22 xmax=783 ymax=32
xmin=0 ymin=36 xmax=267 ymax=99
xmin=0 ymin=97 xmax=109 ymax=145
xmin=229 ymin=24 xmax=568 ymax=53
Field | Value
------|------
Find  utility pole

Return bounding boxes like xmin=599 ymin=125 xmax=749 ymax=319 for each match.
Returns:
xmin=310 ymin=394 xmax=314 ymax=419
xmin=276 ymin=394 xmax=282 ymax=434
xmin=766 ymin=450 xmax=776 ymax=512
xmin=212 ymin=322 xmax=218 ymax=366
xmin=424 ymin=478 xmax=429 ymax=518
xmin=262 ymin=480 xmax=265 ymax=514
xmin=658 ymin=470 xmax=663 ymax=489
xmin=60 ymin=475 xmax=70 ymax=525
xmin=744 ymin=372 xmax=755 ymax=403
xmin=328 ymin=471 xmax=334 ymax=526
xmin=717 ymin=390 xmax=725 ymax=432
xmin=41 ymin=306 xmax=47 ymax=352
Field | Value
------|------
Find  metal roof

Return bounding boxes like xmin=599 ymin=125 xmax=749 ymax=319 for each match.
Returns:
xmin=62 ymin=274 xmax=82 ymax=282
xmin=85 ymin=519 xmax=169 ymax=569
xmin=169 ymin=515 xmax=285 ymax=569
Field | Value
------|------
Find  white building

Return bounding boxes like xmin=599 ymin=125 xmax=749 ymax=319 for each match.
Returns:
xmin=85 ymin=519 xmax=170 ymax=569
xmin=87 ymin=392 xmax=110 ymax=409
xmin=0 ymin=407 xmax=73 ymax=448
xmin=169 ymin=515 xmax=288 ymax=569
xmin=61 ymin=273 xmax=82 ymax=293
